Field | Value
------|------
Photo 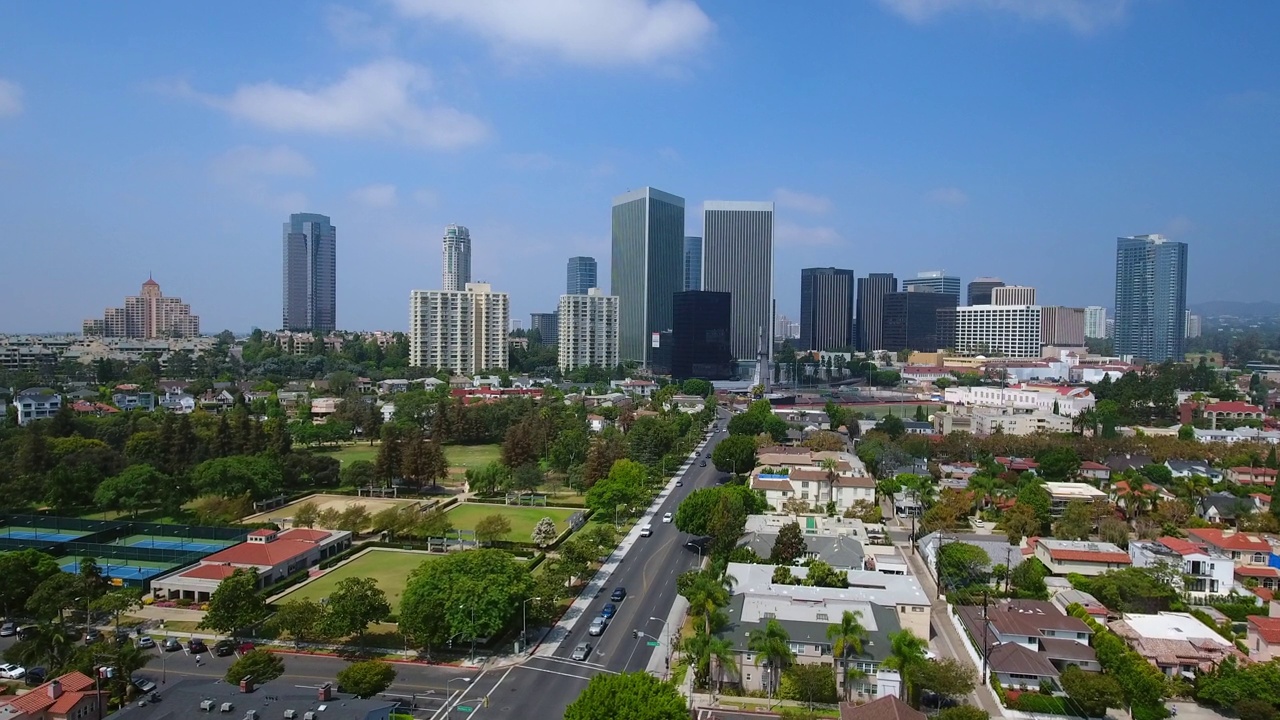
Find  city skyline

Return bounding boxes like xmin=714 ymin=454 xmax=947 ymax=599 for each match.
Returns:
xmin=1 ymin=2 xmax=1277 ymax=332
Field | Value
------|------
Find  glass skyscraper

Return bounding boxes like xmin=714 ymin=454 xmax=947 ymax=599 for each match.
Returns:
xmin=442 ymin=225 xmax=472 ymax=292
xmin=799 ymin=267 xmax=855 ymax=352
xmin=902 ymin=271 xmax=961 ymax=300
xmin=856 ymin=273 xmax=898 ymax=352
xmin=1114 ymin=234 xmax=1188 ymax=363
xmin=611 ymin=187 xmax=685 ymax=365
xmin=683 ymin=236 xmax=702 ymax=291
xmin=282 ymin=213 xmax=336 ymax=332
xmin=703 ymin=201 xmax=774 ymax=363
xmin=566 ymin=256 xmax=597 ymax=295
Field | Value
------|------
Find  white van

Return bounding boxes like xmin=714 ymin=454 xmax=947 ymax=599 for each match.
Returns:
xmin=640 ymin=525 xmax=653 ymax=537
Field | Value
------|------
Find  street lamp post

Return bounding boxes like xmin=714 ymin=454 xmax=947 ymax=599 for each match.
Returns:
xmin=521 ymin=597 xmax=542 ymax=653
xmin=447 ymin=677 xmax=471 ymax=715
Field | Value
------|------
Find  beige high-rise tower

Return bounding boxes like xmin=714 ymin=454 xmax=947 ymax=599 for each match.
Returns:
xmin=83 ymin=277 xmax=200 ymax=338
xmin=409 ymin=282 xmax=508 ymax=375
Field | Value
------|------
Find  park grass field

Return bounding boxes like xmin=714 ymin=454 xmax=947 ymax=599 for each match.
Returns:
xmin=239 ymin=493 xmax=419 ymax=527
xmin=316 ymin=444 xmax=380 ymax=465
xmin=445 ymin=502 xmax=578 ymax=543
xmin=318 ymin=443 xmax=499 ymax=473
xmin=274 ymin=548 xmax=440 ymax=612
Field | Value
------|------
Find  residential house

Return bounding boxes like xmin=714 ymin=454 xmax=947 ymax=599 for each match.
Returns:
xmin=310 ymin=397 xmax=343 ymax=423
xmin=667 ymin=394 xmax=707 ymax=415
xmin=612 ymin=378 xmax=657 ymax=397
xmin=14 ymin=387 xmax=61 ymax=426
xmin=916 ymin=532 xmax=1026 ymax=584
xmin=740 ymin=527 xmax=866 ymax=571
xmin=1185 ymin=528 xmax=1272 ymax=568
xmin=1246 ymin=615 xmax=1280 ymax=661
xmin=1111 ymin=480 xmax=1176 ymax=518
xmin=1197 ymin=492 xmax=1256 ymax=525
xmin=837 ymin=691 xmax=922 ymax=720
xmin=0 ymin=671 xmax=102 ymax=720
xmin=1229 ymin=467 xmax=1278 ymax=487
xmin=378 ymin=379 xmax=411 ymax=394
xmin=901 ymin=420 xmax=934 ymax=435
xmin=1043 ymin=482 xmax=1109 ymax=517
xmin=749 ymin=451 xmax=876 ymax=513
xmin=158 ymin=392 xmax=195 ymax=414
xmin=71 ymin=400 xmax=119 ymax=416
xmin=1235 ymin=564 xmax=1280 ymax=592
xmin=1079 ymin=461 xmax=1112 ymax=483
xmin=956 ymin=599 xmax=1099 ymax=688
xmin=111 ymin=389 xmax=155 ymax=411
xmin=1109 ymin=612 xmax=1244 ymax=677
xmin=1105 ymin=454 xmax=1155 ymax=473
xmin=1202 ymin=401 xmax=1265 ymax=429
xmin=198 ymin=389 xmax=235 ymax=411
xmin=1129 ymin=537 xmax=1235 ymax=598
xmin=1252 ymin=494 xmax=1272 ymax=513
xmin=1195 ymin=428 xmax=1280 ymax=445
xmin=156 ymin=379 xmax=190 ymax=396
xmin=1033 ymin=538 xmax=1131 ymax=576
xmin=1050 ymin=588 xmax=1110 ymax=621
xmin=1167 ymin=459 xmax=1223 ymax=482
xmin=985 ymin=643 xmax=1063 ymax=689
xmin=585 ymin=414 xmax=610 ymax=433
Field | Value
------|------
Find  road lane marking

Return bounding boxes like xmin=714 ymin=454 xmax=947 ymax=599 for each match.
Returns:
xmin=516 ymin=664 xmax=606 ymax=680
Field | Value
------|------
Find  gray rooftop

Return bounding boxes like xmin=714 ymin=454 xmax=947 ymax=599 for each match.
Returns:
xmin=727 ymin=563 xmax=930 ymax=607
xmin=720 ymin=594 xmax=901 ymax=662
xmin=106 ymin=678 xmax=396 ymax=720
xmin=740 ymin=531 xmax=865 ymax=570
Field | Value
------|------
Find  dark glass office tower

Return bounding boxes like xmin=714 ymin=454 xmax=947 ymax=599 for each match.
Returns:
xmin=703 ymin=201 xmax=774 ymax=363
xmin=881 ymin=290 xmax=957 ymax=352
xmin=672 ymin=291 xmax=733 ymax=381
xmin=566 ymin=256 xmax=597 ymax=295
xmin=967 ymin=277 xmax=1004 ymax=306
xmin=855 ymin=273 xmax=897 ymax=352
xmin=611 ymin=188 xmax=685 ymax=366
xmin=1115 ymin=234 xmax=1188 ymax=362
xmin=282 ymin=213 xmax=336 ymax=332
xmin=799 ymin=267 xmax=855 ymax=351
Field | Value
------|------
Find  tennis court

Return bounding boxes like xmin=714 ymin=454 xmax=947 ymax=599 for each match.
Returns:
xmin=59 ymin=558 xmax=172 ymax=581
xmin=117 ymin=534 xmax=235 ymax=554
xmin=2 ymin=526 xmax=89 ymax=542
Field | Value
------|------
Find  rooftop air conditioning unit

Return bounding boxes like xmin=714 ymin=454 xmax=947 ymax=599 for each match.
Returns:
xmin=284 ymin=712 xmax=297 ymax=719
xmin=303 ymin=713 xmax=317 ymax=720
xmin=221 ymin=702 xmax=234 ymax=713
xmin=201 ymin=700 xmax=215 ymax=712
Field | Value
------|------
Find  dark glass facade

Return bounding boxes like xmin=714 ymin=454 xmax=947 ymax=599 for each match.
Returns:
xmin=672 ymin=291 xmax=734 ymax=381
xmin=855 ymin=273 xmax=897 ymax=352
xmin=566 ymin=256 xmax=597 ymax=295
xmin=282 ymin=213 xmax=336 ymax=332
xmin=611 ymin=188 xmax=685 ymax=365
xmin=799 ymin=267 xmax=855 ymax=351
xmin=967 ymin=278 xmax=1004 ymax=306
xmin=1115 ymin=235 xmax=1188 ymax=362
xmin=881 ymin=291 xmax=957 ymax=352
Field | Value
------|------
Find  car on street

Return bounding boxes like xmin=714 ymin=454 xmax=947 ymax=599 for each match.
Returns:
xmin=601 ymin=603 xmax=616 ymax=619
xmin=0 ymin=621 xmax=16 ymax=637
xmin=83 ymin=628 xmax=101 ymax=644
xmin=699 ymin=460 xmax=706 ymax=467
xmin=0 ymin=664 xmax=26 ymax=680
xmin=113 ymin=631 xmax=131 ymax=647
xmin=570 ymin=642 xmax=593 ymax=661
xmin=135 ymin=636 xmax=155 ymax=649
xmin=133 ymin=676 xmax=157 ymax=694
xmin=161 ymin=638 xmax=182 ymax=652
xmin=188 ymin=639 xmax=208 ymax=654
xmin=639 ymin=525 xmax=652 ymax=537
xmin=662 ymin=512 xmax=673 ymax=523
xmin=588 ymin=617 xmax=608 ymax=636
xmin=23 ymin=668 xmax=46 ymax=687
xmin=17 ymin=626 xmax=36 ymax=642
xmin=610 ymin=587 xmax=627 ymax=602
xmin=675 ymin=479 xmax=683 ymax=486
xmin=214 ymin=640 xmax=237 ymax=656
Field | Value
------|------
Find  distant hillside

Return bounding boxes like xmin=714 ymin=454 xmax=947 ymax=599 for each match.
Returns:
xmin=1189 ymin=300 xmax=1280 ymax=319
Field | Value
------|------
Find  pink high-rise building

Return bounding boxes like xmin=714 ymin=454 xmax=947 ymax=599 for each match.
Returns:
xmin=83 ymin=278 xmax=200 ymax=338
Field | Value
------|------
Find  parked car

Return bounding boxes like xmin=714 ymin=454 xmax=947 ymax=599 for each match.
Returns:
xmin=214 ymin=640 xmax=236 ymax=657
xmin=161 ymin=638 xmax=182 ymax=652
xmin=588 ymin=617 xmax=608 ymax=637
xmin=23 ymin=668 xmax=46 ymax=687
xmin=135 ymin=636 xmax=156 ymax=649
xmin=570 ymin=642 xmax=593 ymax=661
xmin=83 ymin=628 xmax=101 ymax=644
xmin=237 ymin=641 xmax=255 ymax=654
xmin=113 ymin=631 xmax=131 ymax=647
xmin=601 ymin=603 xmax=617 ymax=619
xmin=0 ymin=621 xmax=16 ymax=637
xmin=0 ymin=664 xmax=26 ymax=680
xmin=610 ymin=587 xmax=627 ymax=602
xmin=17 ymin=626 xmax=36 ymax=642
xmin=133 ymin=677 xmax=157 ymax=694
xmin=188 ymin=639 xmax=208 ymax=654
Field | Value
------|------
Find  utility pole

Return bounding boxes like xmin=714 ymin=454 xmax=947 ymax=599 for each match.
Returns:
xmin=981 ymin=588 xmax=990 ymax=679
xmin=935 ymin=533 xmax=947 ymax=599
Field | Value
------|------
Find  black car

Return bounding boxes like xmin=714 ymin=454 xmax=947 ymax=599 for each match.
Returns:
xmin=214 ymin=640 xmax=236 ymax=657
xmin=83 ymin=628 xmax=102 ymax=644
xmin=699 ymin=460 xmax=706 ymax=467
xmin=610 ymin=587 xmax=627 ymax=602
xmin=24 ymin=667 xmax=46 ymax=687
xmin=188 ymin=639 xmax=208 ymax=654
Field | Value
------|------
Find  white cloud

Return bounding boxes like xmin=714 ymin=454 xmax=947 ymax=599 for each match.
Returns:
xmin=389 ymin=0 xmax=714 ymax=66
xmin=926 ymin=186 xmax=969 ymax=207
xmin=350 ymin=184 xmax=398 ymax=208
xmin=775 ymin=221 xmax=843 ymax=247
xmin=183 ymin=60 xmax=488 ymax=150
xmin=0 ymin=78 xmax=24 ymax=117
xmin=773 ymin=188 xmax=832 ymax=214
xmin=211 ymin=145 xmax=314 ymax=180
xmin=325 ymin=5 xmax=396 ymax=50
xmin=877 ymin=0 xmax=1131 ymax=34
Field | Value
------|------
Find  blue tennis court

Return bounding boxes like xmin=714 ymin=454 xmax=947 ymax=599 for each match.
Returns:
xmin=59 ymin=560 xmax=168 ymax=580
xmin=2 ymin=527 xmax=87 ymax=542
xmin=120 ymin=535 xmax=234 ymax=554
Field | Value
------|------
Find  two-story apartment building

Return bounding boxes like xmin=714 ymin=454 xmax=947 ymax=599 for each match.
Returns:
xmin=1186 ymin=528 xmax=1272 ymax=567
xmin=956 ymin=599 xmax=1099 ymax=688
xmin=749 ymin=450 xmax=876 ymax=513
xmin=1246 ymin=615 xmax=1280 ymax=661
xmin=14 ymin=387 xmax=61 ymax=426
xmin=1043 ymin=482 xmax=1110 ymax=518
xmin=1033 ymin=538 xmax=1131 ymax=576
xmin=1229 ymin=467 xmax=1278 ymax=486
xmin=1129 ymin=536 xmax=1235 ymax=598
xmin=1110 ymin=612 xmax=1244 ymax=677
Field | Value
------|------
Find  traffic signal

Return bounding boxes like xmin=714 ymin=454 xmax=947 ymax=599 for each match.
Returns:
xmin=632 ymin=630 xmax=638 ymax=639
xmin=483 ymin=696 xmax=489 ymax=707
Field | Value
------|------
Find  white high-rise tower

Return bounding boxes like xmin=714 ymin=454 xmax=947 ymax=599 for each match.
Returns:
xmin=442 ymin=225 xmax=472 ymax=292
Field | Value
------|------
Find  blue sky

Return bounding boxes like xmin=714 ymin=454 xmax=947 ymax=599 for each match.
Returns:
xmin=1 ymin=0 xmax=1277 ymax=333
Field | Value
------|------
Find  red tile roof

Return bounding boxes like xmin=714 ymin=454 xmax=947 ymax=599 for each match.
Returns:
xmin=200 ymin=528 xmax=340 ymax=568
xmin=1249 ymin=615 xmax=1280 ymax=644
xmin=1233 ymin=467 xmax=1279 ymax=477
xmin=179 ymin=563 xmax=240 ymax=580
xmin=1043 ymin=547 xmax=1132 ymax=564
xmin=1234 ymin=566 xmax=1280 ymax=578
xmin=1206 ymin=402 xmax=1263 ymax=413
xmin=1158 ymin=536 xmax=1208 ymax=557
xmin=839 ymin=694 xmax=927 ymax=720
xmin=1080 ymin=461 xmax=1110 ymax=471
xmin=247 ymin=528 xmax=275 ymax=537
xmin=1187 ymin=528 xmax=1271 ymax=553
xmin=1254 ymin=587 xmax=1276 ymax=602
xmin=4 ymin=672 xmax=97 ymax=715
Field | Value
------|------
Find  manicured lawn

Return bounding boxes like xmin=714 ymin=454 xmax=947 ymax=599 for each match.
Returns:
xmin=275 ymin=549 xmax=440 ymax=612
xmin=315 ymin=444 xmax=380 ymax=465
xmin=444 ymin=444 xmax=500 ymax=470
xmin=445 ymin=503 xmax=579 ymax=542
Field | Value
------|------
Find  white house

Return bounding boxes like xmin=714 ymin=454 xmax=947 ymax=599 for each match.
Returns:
xmin=1033 ymin=538 xmax=1131 ymax=576
xmin=749 ymin=450 xmax=875 ymax=513
xmin=944 ymin=384 xmax=1095 ymax=417
xmin=14 ymin=387 xmax=61 ymax=426
xmin=1129 ymin=536 xmax=1235 ymax=599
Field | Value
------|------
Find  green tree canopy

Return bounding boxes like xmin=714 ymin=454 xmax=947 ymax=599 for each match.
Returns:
xmin=336 ymin=660 xmax=397 ymax=698
xmin=224 ymin=649 xmax=285 ymax=685
xmin=321 ymin=576 xmax=391 ymax=642
xmin=200 ymin=568 xmax=268 ymax=634
xmin=191 ymin=455 xmax=284 ymax=499
xmin=1061 ymin=664 xmax=1124 ymax=717
xmin=399 ymin=549 xmax=532 ymax=647
xmin=711 ymin=435 xmax=758 ymax=475
xmin=93 ymin=464 xmax=168 ymax=518
xmin=564 ymin=671 xmax=688 ymax=720
xmin=937 ymin=542 xmax=991 ymax=592
xmin=770 ymin=522 xmax=807 ymax=565
xmin=0 ymin=550 xmax=60 ymax=617
xmin=1052 ymin=500 xmax=1093 ymax=541
xmin=585 ymin=459 xmax=649 ymax=516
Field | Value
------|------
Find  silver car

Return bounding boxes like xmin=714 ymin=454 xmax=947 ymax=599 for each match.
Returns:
xmin=588 ymin=617 xmax=608 ymax=637
xmin=571 ymin=642 xmax=593 ymax=661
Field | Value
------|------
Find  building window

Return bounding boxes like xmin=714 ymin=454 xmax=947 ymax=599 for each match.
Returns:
xmin=1254 ymin=553 xmax=1266 ymax=564
xmin=817 ymin=613 xmax=829 ymax=621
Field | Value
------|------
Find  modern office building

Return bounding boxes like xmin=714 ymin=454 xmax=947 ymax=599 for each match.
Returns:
xmin=856 ymin=273 xmax=898 ymax=352
xmin=282 ymin=212 xmax=337 ymax=332
xmin=1186 ymin=312 xmax=1202 ymax=339
xmin=408 ymin=282 xmax=509 ymax=375
xmin=902 ymin=271 xmax=961 ymax=300
xmin=683 ymin=236 xmax=703 ymax=291
xmin=881 ymin=289 xmax=957 ymax=353
xmin=1114 ymin=234 xmax=1188 ymax=363
xmin=703 ymin=201 xmax=774 ymax=363
xmin=557 ymin=288 xmax=620 ymax=373
xmin=529 ymin=312 xmax=559 ymax=344
xmin=1040 ymin=306 xmax=1087 ymax=347
xmin=566 ymin=256 xmax=597 ymax=296
xmin=672 ymin=291 xmax=734 ymax=381
xmin=442 ymin=224 xmax=472 ymax=292
xmin=799 ymin=267 xmax=856 ymax=352
xmin=992 ymin=285 xmax=1038 ymax=306
xmin=611 ymin=187 xmax=685 ymax=366
xmin=82 ymin=278 xmax=200 ymax=339
xmin=967 ymin=278 xmax=1005 ymax=306
xmin=954 ymin=305 xmax=1043 ymax=359
xmin=1084 ymin=306 xmax=1108 ymax=338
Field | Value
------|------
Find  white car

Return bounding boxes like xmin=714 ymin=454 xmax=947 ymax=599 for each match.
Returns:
xmin=0 ymin=664 xmax=26 ymax=680
xmin=662 ymin=512 xmax=673 ymax=524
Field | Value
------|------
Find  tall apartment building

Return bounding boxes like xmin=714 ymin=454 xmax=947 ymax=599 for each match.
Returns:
xmin=83 ymin=278 xmax=200 ymax=339
xmin=881 ymin=289 xmax=956 ymax=352
xmin=1084 ymin=306 xmax=1108 ymax=338
xmin=799 ymin=267 xmax=855 ymax=352
xmin=902 ymin=271 xmax=961 ymax=300
xmin=529 ymin=312 xmax=559 ymax=344
xmin=442 ymin=225 xmax=472 ymax=292
xmin=408 ymin=282 xmax=509 ymax=375
xmin=611 ymin=187 xmax=685 ymax=366
xmin=1186 ymin=312 xmax=1202 ymax=339
xmin=992 ymin=286 xmax=1037 ymax=306
xmin=282 ymin=213 xmax=337 ymax=332
xmin=967 ymin=278 xmax=1005 ymax=306
xmin=557 ymin=288 xmax=620 ymax=372
xmin=566 ymin=256 xmax=597 ymax=295
xmin=703 ymin=201 xmax=774 ymax=363
xmin=856 ymin=273 xmax=897 ymax=352
xmin=1115 ymin=234 xmax=1188 ymax=363
xmin=672 ymin=291 xmax=733 ymax=381
xmin=683 ymin=236 xmax=703 ymax=291
xmin=1040 ymin=306 xmax=1086 ymax=347
xmin=954 ymin=305 xmax=1043 ymax=358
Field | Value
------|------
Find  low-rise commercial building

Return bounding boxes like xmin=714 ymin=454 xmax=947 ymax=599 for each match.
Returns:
xmin=943 ymin=384 xmax=1095 ymax=417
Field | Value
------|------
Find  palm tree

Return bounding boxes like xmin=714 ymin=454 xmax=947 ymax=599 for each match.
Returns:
xmin=821 ymin=457 xmax=840 ymax=508
xmin=707 ymin=635 xmax=738 ymax=696
xmin=686 ymin=572 xmax=731 ymax=635
xmin=826 ymin=610 xmax=868 ymax=701
xmin=747 ymin=619 xmax=794 ymax=698
xmin=881 ymin=629 xmax=929 ymax=704
xmin=8 ymin=621 xmax=78 ymax=674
